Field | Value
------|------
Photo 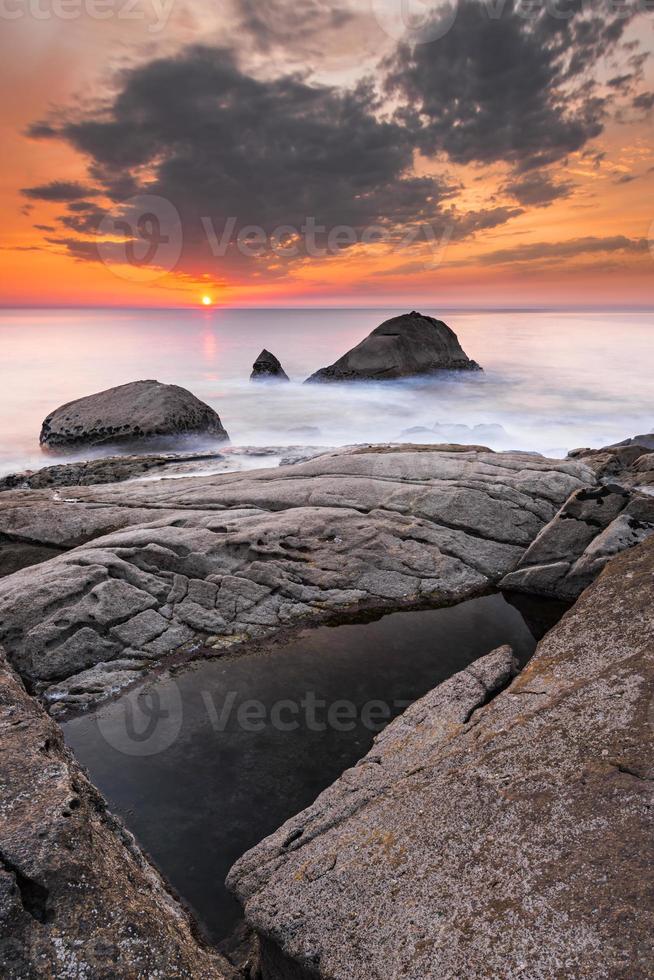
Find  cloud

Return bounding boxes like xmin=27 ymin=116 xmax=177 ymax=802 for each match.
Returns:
xmin=502 ymin=171 xmax=575 ymax=207
xmin=29 ymin=45 xmax=521 ymax=277
xmin=384 ymin=0 xmax=638 ymax=171
xmin=235 ymin=0 xmax=355 ymax=50
xmin=21 ymin=181 xmax=101 ymax=202
xmin=473 ymin=235 xmax=649 ymax=267
xmin=633 ymin=92 xmax=654 ymax=112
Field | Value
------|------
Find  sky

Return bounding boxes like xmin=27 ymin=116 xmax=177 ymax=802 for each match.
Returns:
xmin=1 ymin=0 xmax=653 ymax=308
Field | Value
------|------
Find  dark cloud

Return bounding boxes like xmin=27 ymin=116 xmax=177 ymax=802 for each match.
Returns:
xmin=30 ymin=45 xmax=516 ymax=276
xmin=607 ymin=74 xmax=635 ymax=91
xmin=613 ymin=173 xmax=637 ymax=185
xmin=60 ymin=202 xmax=106 ymax=234
xmin=502 ymin=172 xmax=575 ymax=207
xmin=633 ymin=92 xmax=654 ymax=112
xmin=385 ymin=0 xmax=638 ymax=171
xmin=21 ymin=181 xmax=101 ymax=202
xmin=473 ymin=235 xmax=649 ymax=266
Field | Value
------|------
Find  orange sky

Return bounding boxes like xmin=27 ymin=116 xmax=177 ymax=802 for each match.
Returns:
xmin=1 ymin=2 xmax=653 ymax=308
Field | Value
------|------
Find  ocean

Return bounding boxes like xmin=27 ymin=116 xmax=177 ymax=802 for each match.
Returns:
xmin=1 ymin=306 xmax=652 ymax=477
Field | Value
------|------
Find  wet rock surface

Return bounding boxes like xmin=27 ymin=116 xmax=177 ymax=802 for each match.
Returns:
xmin=251 ymin=350 xmax=290 ymax=382
xmin=0 ymin=446 xmax=591 ymax=714
xmin=0 ymin=648 xmax=234 ymax=979
xmin=228 ymin=538 xmax=654 ymax=980
xmin=305 ymin=312 xmax=481 ymax=382
xmin=39 ymin=379 xmax=230 ymax=451
xmin=0 ymin=450 xmax=227 ymax=492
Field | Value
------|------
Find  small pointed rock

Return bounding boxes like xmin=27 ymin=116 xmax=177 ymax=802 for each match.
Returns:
xmin=250 ymin=349 xmax=290 ymax=382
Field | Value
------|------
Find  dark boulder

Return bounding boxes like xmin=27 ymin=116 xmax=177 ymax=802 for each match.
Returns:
xmin=250 ymin=350 xmax=289 ymax=382
xmin=305 ymin=311 xmax=481 ymax=382
xmin=40 ymin=380 xmax=229 ymax=451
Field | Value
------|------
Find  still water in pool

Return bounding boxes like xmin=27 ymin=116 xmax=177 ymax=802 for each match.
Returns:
xmin=63 ymin=593 xmax=549 ymax=942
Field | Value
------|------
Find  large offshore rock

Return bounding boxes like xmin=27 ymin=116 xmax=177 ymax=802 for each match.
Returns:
xmin=305 ymin=312 xmax=481 ymax=382
xmin=0 ymin=649 xmax=234 ymax=979
xmin=0 ymin=446 xmax=592 ymax=713
xmin=501 ymin=484 xmax=654 ymax=599
xmin=227 ymin=538 xmax=654 ymax=980
xmin=40 ymin=379 xmax=229 ymax=450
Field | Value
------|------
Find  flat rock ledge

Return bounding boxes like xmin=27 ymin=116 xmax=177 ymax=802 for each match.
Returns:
xmin=0 ymin=446 xmax=593 ymax=715
xmin=227 ymin=538 xmax=654 ymax=980
xmin=0 ymin=450 xmax=227 ymax=493
xmin=0 ymin=648 xmax=234 ymax=979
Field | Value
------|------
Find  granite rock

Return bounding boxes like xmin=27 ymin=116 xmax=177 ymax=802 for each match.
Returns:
xmin=501 ymin=483 xmax=654 ymax=599
xmin=40 ymin=380 xmax=229 ymax=451
xmin=305 ymin=312 xmax=481 ymax=382
xmin=0 ymin=446 xmax=591 ymax=712
xmin=228 ymin=538 xmax=654 ymax=980
xmin=251 ymin=350 xmax=290 ymax=382
xmin=0 ymin=451 xmax=227 ymax=492
xmin=0 ymin=648 xmax=234 ymax=979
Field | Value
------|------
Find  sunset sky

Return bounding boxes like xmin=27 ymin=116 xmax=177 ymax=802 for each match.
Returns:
xmin=1 ymin=0 xmax=653 ymax=308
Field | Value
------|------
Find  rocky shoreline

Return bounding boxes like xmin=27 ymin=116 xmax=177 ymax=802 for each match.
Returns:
xmin=0 ymin=444 xmax=594 ymax=716
xmin=229 ymin=537 xmax=654 ymax=979
xmin=1 ymin=435 xmax=653 ymax=977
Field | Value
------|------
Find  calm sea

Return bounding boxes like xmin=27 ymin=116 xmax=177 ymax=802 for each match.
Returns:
xmin=1 ymin=307 xmax=652 ymax=476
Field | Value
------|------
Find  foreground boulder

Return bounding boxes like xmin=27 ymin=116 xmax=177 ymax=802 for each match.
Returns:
xmin=0 ymin=446 xmax=591 ymax=713
xmin=40 ymin=380 xmax=229 ymax=450
xmin=250 ymin=350 xmax=289 ymax=382
xmin=228 ymin=538 xmax=654 ymax=979
xmin=0 ymin=649 xmax=233 ymax=979
xmin=305 ymin=311 xmax=481 ymax=382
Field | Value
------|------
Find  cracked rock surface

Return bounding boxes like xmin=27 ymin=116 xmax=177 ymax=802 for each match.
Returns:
xmin=227 ymin=538 xmax=654 ymax=980
xmin=0 ymin=447 xmax=592 ymax=714
xmin=501 ymin=436 xmax=654 ymax=599
xmin=500 ymin=483 xmax=654 ymax=599
xmin=0 ymin=648 xmax=234 ymax=979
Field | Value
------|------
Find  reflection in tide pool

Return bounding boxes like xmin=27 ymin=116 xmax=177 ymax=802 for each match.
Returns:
xmin=63 ymin=592 xmax=554 ymax=943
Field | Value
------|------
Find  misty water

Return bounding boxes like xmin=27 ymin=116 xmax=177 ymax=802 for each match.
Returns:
xmin=62 ymin=592 xmax=561 ymax=943
xmin=1 ymin=307 xmax=653 ymax=476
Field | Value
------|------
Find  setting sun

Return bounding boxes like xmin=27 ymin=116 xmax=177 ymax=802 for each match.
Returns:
xmin=201 ymin=296 xmax=212 ymax=306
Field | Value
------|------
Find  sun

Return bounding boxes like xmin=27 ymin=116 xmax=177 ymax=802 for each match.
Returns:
xmin=201 ymin=295 xmax=212 ymax=306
